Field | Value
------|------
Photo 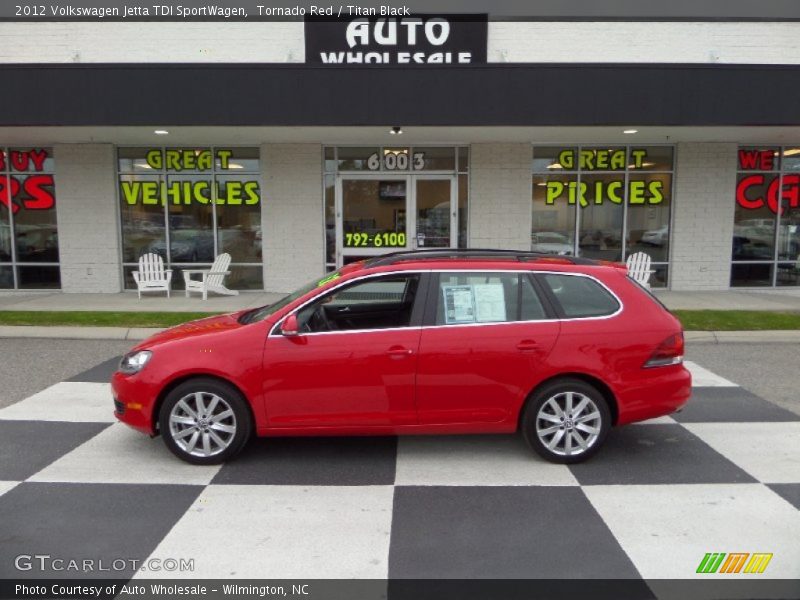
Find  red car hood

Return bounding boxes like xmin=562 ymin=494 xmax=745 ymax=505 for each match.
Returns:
xmin=135 ymin=313 xmax=244 ymax=348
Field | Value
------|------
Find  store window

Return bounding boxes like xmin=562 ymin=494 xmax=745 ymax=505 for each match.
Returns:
xmin=0 ymin=147 xmax=59 ymax=289
xmin=732 ymin=146 xmax=800 ymax=287
xmin=532 ymin=146 xmax=674 ymax=287
xmin=118 ymin=147 xmax=262 ymax=290
xmin=323 ymin=146 xmax=469 ymax=272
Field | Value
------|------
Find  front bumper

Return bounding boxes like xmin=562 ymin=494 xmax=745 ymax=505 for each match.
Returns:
xmin=111 ymin=370 xmax=159 ymax=435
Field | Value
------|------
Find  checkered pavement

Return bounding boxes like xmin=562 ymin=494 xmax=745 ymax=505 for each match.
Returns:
xmin=0 ymin=356 xmax=798 ymax=588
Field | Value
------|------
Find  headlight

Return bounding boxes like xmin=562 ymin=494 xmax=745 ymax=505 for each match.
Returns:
xmin=119 ymin=350 xmax=152 ymax=374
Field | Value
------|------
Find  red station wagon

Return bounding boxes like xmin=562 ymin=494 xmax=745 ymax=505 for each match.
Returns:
xmin=112 ymin=249 xmax=691 ymax=465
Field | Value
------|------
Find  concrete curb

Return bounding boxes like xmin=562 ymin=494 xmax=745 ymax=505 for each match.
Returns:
xmin=0 ymin=326 xmax=164 ymax=341
xmin=0 ymin=325 xmax=799 ymax=343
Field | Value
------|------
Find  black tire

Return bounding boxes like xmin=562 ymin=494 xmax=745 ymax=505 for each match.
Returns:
xmin=159 ymin=377 xmax=252 ymax=465
xmin=521 ymin=378 xmax=611 ymax=464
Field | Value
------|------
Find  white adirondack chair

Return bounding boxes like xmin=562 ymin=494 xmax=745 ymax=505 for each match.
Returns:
xmin=626 ymin=251 xmax=655 ymax=288
xmin=183 ymin=253 xmax=240 ymax=300
xmin=132 ymin=253 xmax=172 ymax=299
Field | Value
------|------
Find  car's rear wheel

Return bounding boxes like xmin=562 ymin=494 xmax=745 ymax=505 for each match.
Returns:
xmin=521 ymin=378 xmax=611 ymax=464
xmin=159 ymin=378 xmax=252 ymax=465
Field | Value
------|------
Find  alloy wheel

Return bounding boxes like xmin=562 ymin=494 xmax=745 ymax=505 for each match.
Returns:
xmin=535 ymin=391 xmax=602 ymax=457
xmin=168 ymin=391 xmax=237 ymax=458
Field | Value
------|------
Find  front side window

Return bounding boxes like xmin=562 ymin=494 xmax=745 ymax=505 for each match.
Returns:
xmin=541 ymin=274 xmax=619 ymax=318
xmin=435 ymin=272 xmax=547 ymax=326
xmin=0 ymin=147 xmax=60 ymax=289
xmin=297 ymin=274 xmax=420 ymax=333
xmin=118 ymin=147 xmax=262 ymax=290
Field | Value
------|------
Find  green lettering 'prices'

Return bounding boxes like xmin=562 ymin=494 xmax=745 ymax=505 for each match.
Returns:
xmin=629 ymin=180 xmax=647 ymax=204
xmin=317 ymin=273 xmax=341 ymax=287
xmin=546 ymin=182 xmax=564 ymax=204
xmin=648 ymin=181 xmax=664 ymax=204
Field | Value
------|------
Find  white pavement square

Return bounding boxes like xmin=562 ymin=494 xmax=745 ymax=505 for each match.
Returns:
xmin=685 ymin=361 xmax=738 ymax=387
xmin=583 ymin=483 xmax=800 ymax=580
xmin=141 ymin=485 xmax=395 ymax=579
xmin=28 ymin=423 xmax=221 ymax=486
xmin=684 ymin=422 xmax=800 ymax=484
xmin=0 ymin=481 xmax=19 ymax=498
xmin=0 ymin=382 xmax=115 ymax=423
xmin=395 ymin=435 xmax=578 ymax=486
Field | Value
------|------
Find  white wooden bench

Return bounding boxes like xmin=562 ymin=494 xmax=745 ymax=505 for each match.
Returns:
xmin=183 ymin=253 xmax=240 ymax=300
xmin=626 ymin=251 xmax=655 ymax=288
xmin=132 ymin=253 xmax=172 ymax=298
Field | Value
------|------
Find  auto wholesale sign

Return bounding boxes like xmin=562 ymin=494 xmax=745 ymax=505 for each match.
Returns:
xmin=304 ymin=15 xmax=488 ymax=65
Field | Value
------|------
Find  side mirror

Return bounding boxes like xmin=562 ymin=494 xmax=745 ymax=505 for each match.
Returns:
xmin=282 ymin=314 xmax=300 ymax=336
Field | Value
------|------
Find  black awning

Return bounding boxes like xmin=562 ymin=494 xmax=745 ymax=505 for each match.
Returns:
xmin=1 ymin=63 xmax=797 ymax=127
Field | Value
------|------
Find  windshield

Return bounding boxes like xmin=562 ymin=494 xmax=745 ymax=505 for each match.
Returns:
xmin=238 ymin=270 xmax=344 ymax=324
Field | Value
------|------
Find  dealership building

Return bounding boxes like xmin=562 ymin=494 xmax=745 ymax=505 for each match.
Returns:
xmin=1 ymin=10 xmax=800 ymax=294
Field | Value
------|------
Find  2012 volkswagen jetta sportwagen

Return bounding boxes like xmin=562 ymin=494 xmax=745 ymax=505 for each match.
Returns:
xmin=111 ymin=249 xmax=691 ymax=465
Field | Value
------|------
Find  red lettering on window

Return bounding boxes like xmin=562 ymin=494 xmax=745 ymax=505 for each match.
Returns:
xmin=0 ymin=176 xmax=21 ymax=214
xmin=736 ymin=174 xmax=766 ymax=209
xmin=21 ymin=175 xmax=55 ymax=210
xmin=738 ymin=149 xmax=775 ymax=170
xmin=29 ymin=149 xmax=48 ymax=172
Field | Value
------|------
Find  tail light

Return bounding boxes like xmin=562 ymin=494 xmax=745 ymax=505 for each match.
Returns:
xmin=644 ymin=333 xmax=684 ymax=368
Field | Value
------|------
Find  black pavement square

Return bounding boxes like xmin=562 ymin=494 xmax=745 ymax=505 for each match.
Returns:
xmin=66 ymin=356 xmax=122 ymax=383
xmin=389 ymin=486 xmax=642 ymax=579
xmin=0 ymin=482 xmax=203 ymax=578
xmin=768 ymin=483 xmax=800 ymax=511
xmin=212 ymin=436 xmax=397 ymax=485
xmin=0 ymin=420 xmax=109 ymax=480
xmin=569 ymin=424 xmax=758 ymax=486
xmin=675 ymin=387 xmax=800 ymax=423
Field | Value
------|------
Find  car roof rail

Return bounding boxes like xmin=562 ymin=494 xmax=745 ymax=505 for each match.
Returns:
xmin=364 ymin=248 xmax=598 ymax=268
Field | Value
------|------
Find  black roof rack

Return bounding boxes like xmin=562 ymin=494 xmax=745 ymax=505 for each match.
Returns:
xmin=365 ymin=248 xmax=599 ymax=268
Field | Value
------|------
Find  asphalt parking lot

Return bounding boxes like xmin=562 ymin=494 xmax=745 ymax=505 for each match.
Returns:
xmin=0 ymin=337 xmax=797 ymax=598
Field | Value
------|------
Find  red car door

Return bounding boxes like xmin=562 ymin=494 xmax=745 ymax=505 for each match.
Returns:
xmin=262 ymin=273 xmax=424 ymax=429
xmin=415 ymin=271 xmax=560 ymax=426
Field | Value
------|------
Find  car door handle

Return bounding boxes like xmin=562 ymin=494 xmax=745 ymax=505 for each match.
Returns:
xmin=387 ymin=345 xmax=413 ymax=358
xmin=517 ymin=340 xmax=539 ymax=352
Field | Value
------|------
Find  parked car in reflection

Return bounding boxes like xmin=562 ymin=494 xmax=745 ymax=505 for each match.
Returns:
xmin=149 ymin=229 xmax=215 ymax=262
xmin=641 ymin=226 xmax=669 ymax=247
xmin=531 ymin=232 xmax=574 ymax=255
xmin=15 ymin=224 xmax=59 ymax=262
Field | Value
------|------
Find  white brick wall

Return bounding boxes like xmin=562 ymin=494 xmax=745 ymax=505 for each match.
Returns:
xmin=0 ymin=22 xmax=303 ymax=63
xmin=670 ymin=143 xmax=737 ymax=290
xmin=53 ymin=144 xmax=122 ymax=293
xmin=469 ymin=144 xmax=532 ymax=251
xmin=2 ymin=21 xmax=797 ymax=65
xmin=489 ymin=22 xmax=800 ymax=64
xmin=261 ymin=144 xmax=324 ymax=293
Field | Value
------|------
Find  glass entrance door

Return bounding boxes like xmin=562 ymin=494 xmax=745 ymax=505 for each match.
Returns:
xmin=336 ymin=175 xmax=456 ymax=266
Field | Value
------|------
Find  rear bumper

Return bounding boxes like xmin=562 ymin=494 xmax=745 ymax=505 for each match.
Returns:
xmin=616 ymin=364 xmax=692 ymax=425
xmin=111 ymin=371 xmax=158 ymax=435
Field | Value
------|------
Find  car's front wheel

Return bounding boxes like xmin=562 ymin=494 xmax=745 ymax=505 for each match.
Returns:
xmin=521 ymin=378 xmax=611 ymax=464
xmin=159 ymin=378 xmax=252 ymax=465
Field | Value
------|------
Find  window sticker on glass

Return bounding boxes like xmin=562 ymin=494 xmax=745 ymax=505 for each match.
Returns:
xmin=442 ymin=285 xmax=476 ymax=324
xmin=473 ymin=283 xmax=507 ymax=322
xmin=317 ymin=272 xmax=341 ymax=287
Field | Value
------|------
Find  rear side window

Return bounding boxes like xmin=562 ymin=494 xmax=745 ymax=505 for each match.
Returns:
xmin=541 ymin=274 xmax=619 ymax=318
xmin=434 ymin=272 xmax=548 ymax=325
